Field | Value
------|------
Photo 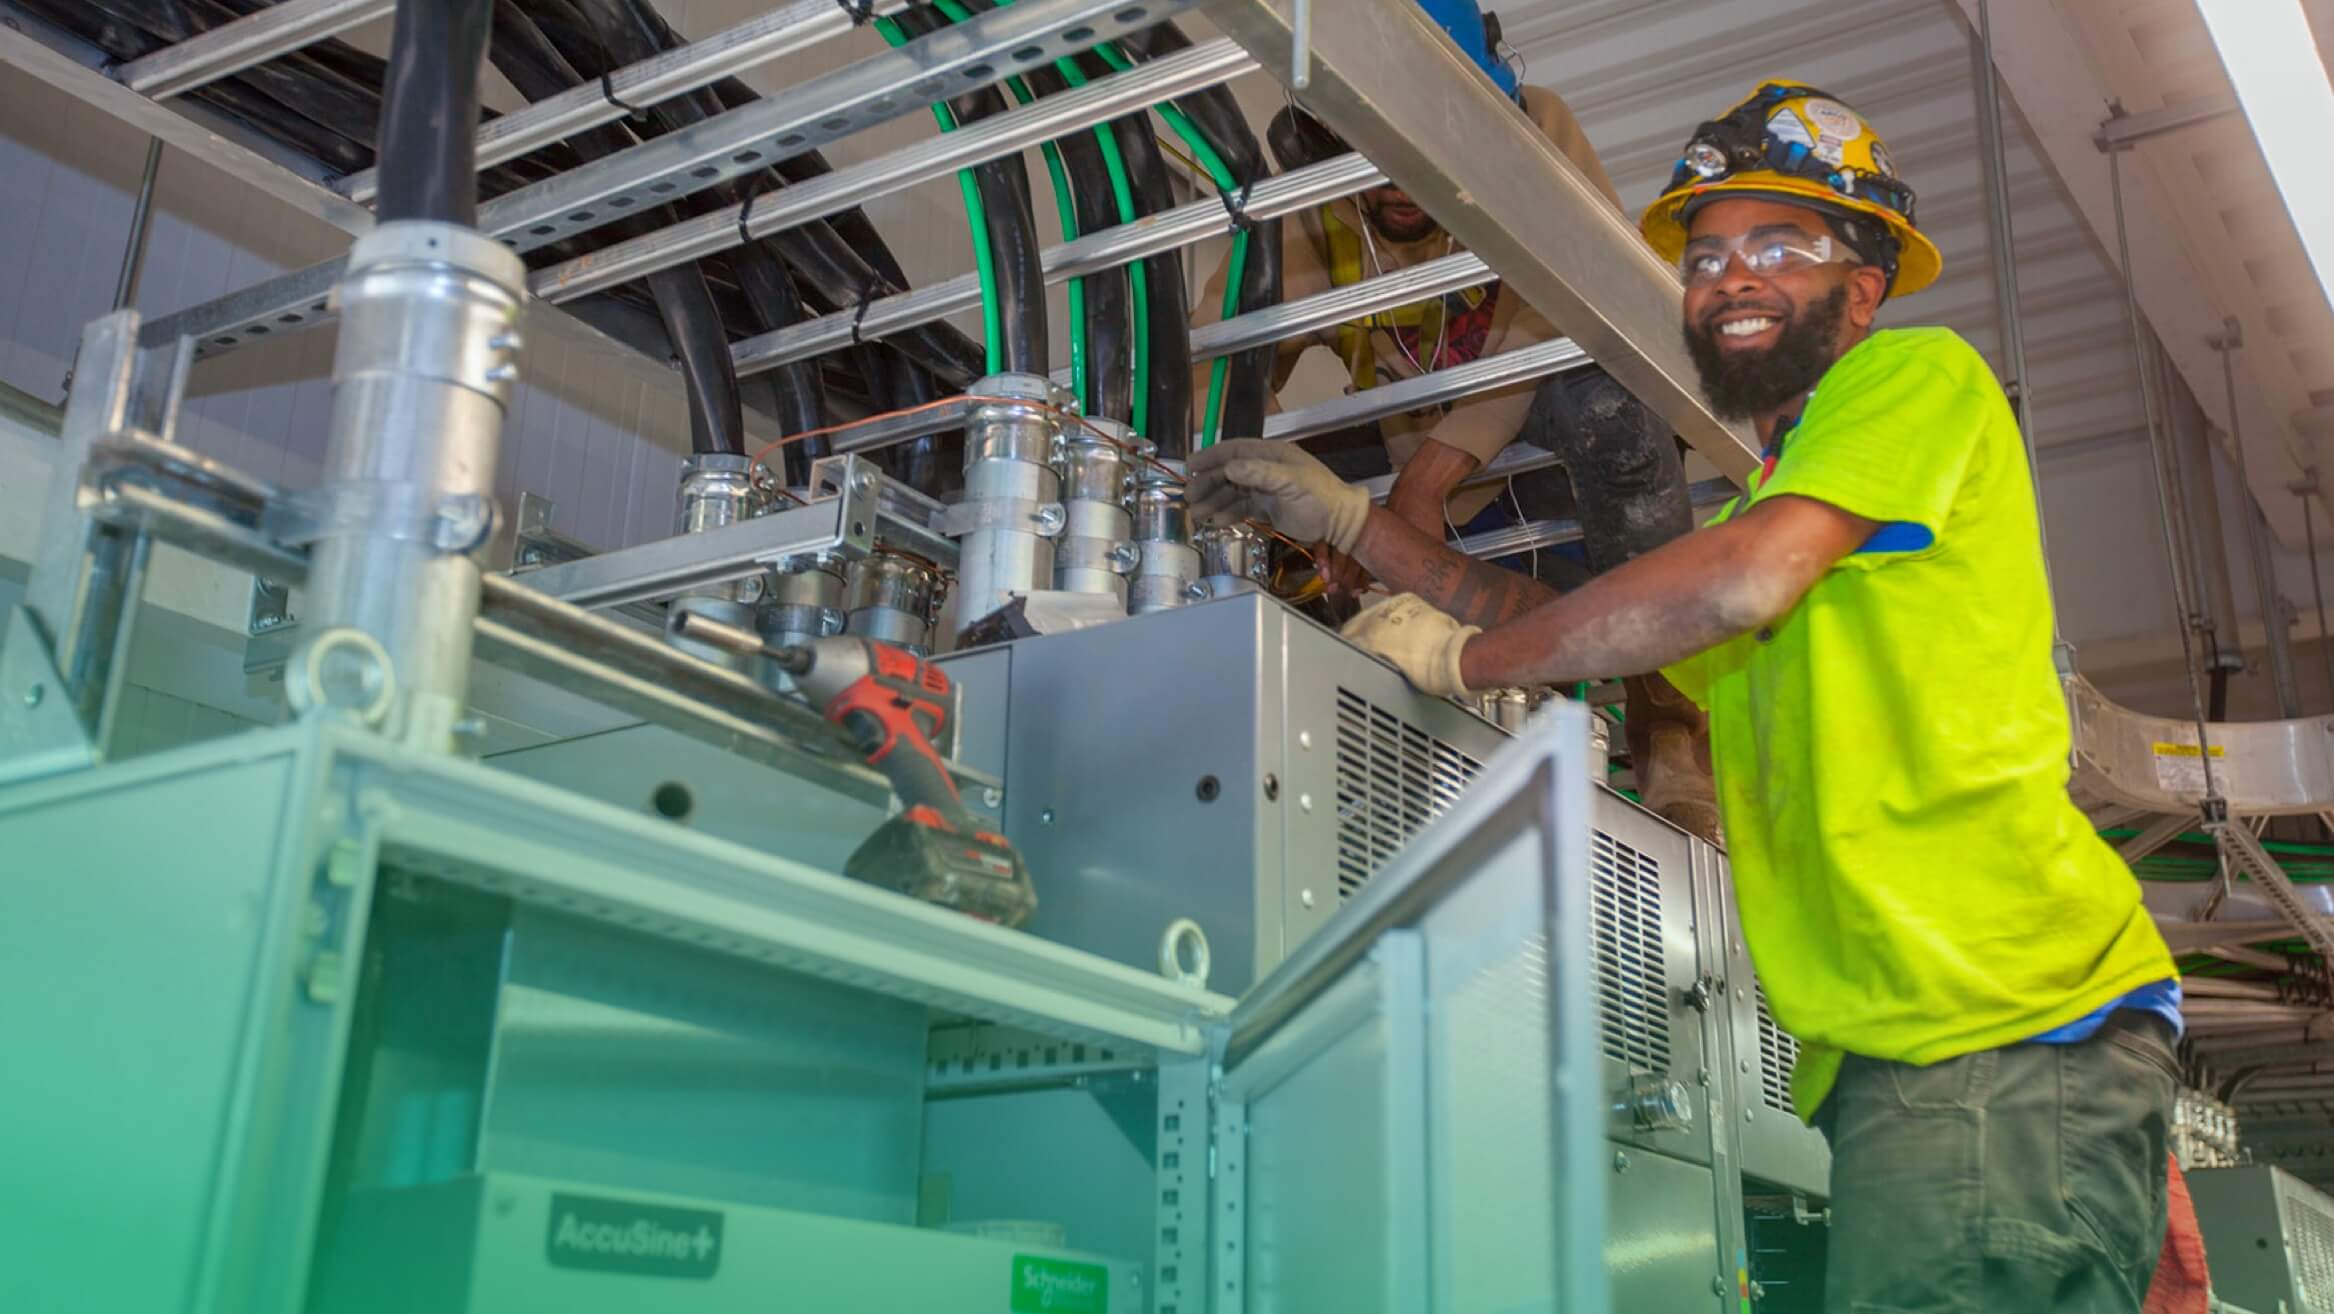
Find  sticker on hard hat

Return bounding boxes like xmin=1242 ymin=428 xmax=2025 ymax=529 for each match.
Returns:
xmin=1803 ymin=99 xmax=1864 ymax=142
xmin=1869 ymin=140 xmax=1896 ymax=179
xmin=1767 ymin=107 xmax=1816 ymax=153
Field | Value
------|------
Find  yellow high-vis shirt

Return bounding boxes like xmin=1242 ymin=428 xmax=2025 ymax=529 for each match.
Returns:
xmin=1664 ymin=328 xmax=2176 ymax=1121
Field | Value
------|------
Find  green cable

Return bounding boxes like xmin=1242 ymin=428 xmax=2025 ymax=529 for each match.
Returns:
xmin=1039 ymin=143 xmax=1087 ymax=407
xmin=875 ymin=14 xmax=1002 ymax=374
xmin=2099 ymin=825 xmax=2334 ymax=859
xmin=1086 ymin=44 xmax=1252 ymax=446
xmin=1044 ymin=52 xmax=1149 ymax=433
xmin=928 ymin=1 xmax=1089 ymax=406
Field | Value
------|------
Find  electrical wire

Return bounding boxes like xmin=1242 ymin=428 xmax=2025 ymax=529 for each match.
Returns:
xmin=871 ymin=13 xmax=1002 ymax=375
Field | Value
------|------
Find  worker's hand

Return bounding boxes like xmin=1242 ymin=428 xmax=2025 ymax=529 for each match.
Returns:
xmin=1340 ymin=593 xmax=1479 ymax=698
xmin=1317 ymin=546 xmax=1373 ymax=601
xmin=1186 ymin=439 xmax=1371 ymax=554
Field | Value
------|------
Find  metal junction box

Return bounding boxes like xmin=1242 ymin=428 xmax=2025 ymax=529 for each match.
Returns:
xmin=2190 ymin=1164 xmax=2334 ymax=1314
xmin=940 ymin=591 xmax=1509 ymax=997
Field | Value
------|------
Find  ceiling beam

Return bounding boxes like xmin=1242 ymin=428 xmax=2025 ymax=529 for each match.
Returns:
xmin=1950 ymin=0 xmax=2314 ymax=547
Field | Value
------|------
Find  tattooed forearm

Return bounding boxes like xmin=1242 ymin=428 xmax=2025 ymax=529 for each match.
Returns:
xmin=1353 ymin=508 xmax=1559 ymax=628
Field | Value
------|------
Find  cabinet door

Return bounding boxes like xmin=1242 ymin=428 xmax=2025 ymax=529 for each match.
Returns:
xmin=1211 ymin=713 xmax=1610 ymax=1314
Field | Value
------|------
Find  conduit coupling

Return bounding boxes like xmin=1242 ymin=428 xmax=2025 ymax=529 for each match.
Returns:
xmin=756 ymin=551 xmax=848 ymax=689
xmin=669 ymin=453 xmax=765 ymax=673
xmin=1054 ymin=416 xmax=1145 ymax=604
xmin=295 ymin=220 xmax=524 ymax=751
xmin=1130 ymin=459 xmax=1200 ymax=615
xmin=846 ymin=550 xmax=947 ymax=655
xmin=949 ymin=372 xmax=1066 ymax=633
xmin=1195 ymin=523 xmax=1268 ymax=599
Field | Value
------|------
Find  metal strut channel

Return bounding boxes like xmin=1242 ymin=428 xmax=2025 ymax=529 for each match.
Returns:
xmin=1450 ymin=478 xmax=1737 ymax=559
xmin=1262 ymin=337 xmax=1592 ymax=442
xmin=1043 ymin=248 xmax=1496 ymax=387
xmin=1207 ymin=0 xmax=1756 ymax=479
xmin=526 ymin=37 xmax=1252 ymax=300
xmin=114 ymin=0 xmax=395 ymax=100
xmin=729 ymin=152 xmax=1386 ymax=377
xmin=339 ymin=0 xmax=910 ymax=203
xmin=479 ymin=0 xmax=1206 ymax=256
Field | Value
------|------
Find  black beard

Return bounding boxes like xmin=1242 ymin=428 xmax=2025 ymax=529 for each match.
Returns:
xmin=1366 ymin=203 xmax=1441 ymax=244
xmin=1683 ymin=286 xmax=1849 ymax=421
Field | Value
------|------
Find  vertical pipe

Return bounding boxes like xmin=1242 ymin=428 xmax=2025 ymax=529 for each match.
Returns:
xmin=1130 ymin=460 xmax=1201 ymax=614
xmin=1975 ymin=0 xmax=2064 ymax=663
xmin=2216 ymin=326 xmax=2303 ymax=717
xmin=111 ymin=140 xmax=163 ymax=312
xmin=1054 ymin=417 xmax=1141 ymax=605
xmin=297 ymin=224 xmax=525 ymax=750
xmin=2108 ymin=144 xmax=2222 ymax=796
xmin=2301 ymin=478 xmax=2334 ymax=711
xmin=298 ymin=0 xmax=512 ymax=751
xmin=954 ymin=372 xmax=1064 ymax=634
xmin=668 ymin=454 xmax=762 ymax=672
xmin=2163 ymin=362 xmax=2246 ymax=678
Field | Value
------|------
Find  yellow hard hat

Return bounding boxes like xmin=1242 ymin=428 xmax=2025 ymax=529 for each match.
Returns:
xmin=1640 ymin=80 xmax=1941 ymax=299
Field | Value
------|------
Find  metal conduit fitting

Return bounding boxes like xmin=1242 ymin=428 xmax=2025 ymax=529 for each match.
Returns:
xmin=1194 ymin=523 xmax=1268 ymax=599
xmin=949 ymin=372 xmax=1065 ymax=634
xmin=291 ymin=220 xmax=525 ymax=752
xmin=1054 ymin=416 xmax=1144 ymax=605
xmin=667 ymin=453 xmax=765 ymax=673
xmin=755 ymin=551 xmax=848 ymax=687
xmin=845 ymin=550 xmax=946 ymax=654
xmin=1130 ymin=458 xmax=1201 ymax=615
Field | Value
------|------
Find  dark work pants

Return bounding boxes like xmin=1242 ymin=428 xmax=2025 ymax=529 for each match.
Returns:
xmin=1511 ymin=365 xmax=1696 ymax=582
xmin=1815 ymin=1012 xmax=2177 ymax=1313
xmin=1304 ymin=365 xmax=1696 ymax=589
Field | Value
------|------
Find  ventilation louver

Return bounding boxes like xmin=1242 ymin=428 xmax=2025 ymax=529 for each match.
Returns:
xmin=1755 ymin=985 xmax=1799 ymax=1114
xmin=2287 ymin=1187 xmax=2334 ymax=1312
xmin=1589 ymin=830 xmax=1670 ymax=1073
xmin=1331 ymin=688 xmax=1483 ymax=898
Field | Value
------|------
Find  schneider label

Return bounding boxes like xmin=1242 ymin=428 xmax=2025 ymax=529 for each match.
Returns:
xmin=544 ymin=1192 xmax=723 ymax=1279
xmin=1011 ymin=1254 xmax=1108 ymax=1313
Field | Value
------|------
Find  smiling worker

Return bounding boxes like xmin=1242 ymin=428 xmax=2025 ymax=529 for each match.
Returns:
xmin=1187 ymin=82 xmax=2183 ymax=1312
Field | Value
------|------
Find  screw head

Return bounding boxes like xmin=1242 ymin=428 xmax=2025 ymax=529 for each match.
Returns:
xmin=1711 ymin=1276 xmax=1726 ymax=1296
xmin=1298 ymin=792 xmax=1313 ymax=813
xmin=1039 ymin=808 xmax=1056 ymax=825
xmin=1613 ymin=1151 xmax=1629 ymax=1173
xmin=1298 ymin=730 xmax=1313 ymax=750
xmin=981 ymin=786 xmax=1003 ymax=809
xmin=21 ymin=682 xmax=44 ymax=709
xmin=1300 ymin=888 xmax=1316 ymax=909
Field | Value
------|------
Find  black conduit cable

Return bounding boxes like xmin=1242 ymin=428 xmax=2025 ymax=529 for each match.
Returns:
xmin=536 ymin=0 xmax=984 ymax=388
xmin=489 ymin=0 xmax=745 ymax=455
xmin=32 ymin=0 xmax=378 ymax=172
xmin=1019 ymin=59 xmax=1137 ymax=423
xmin=889 ymin=4 xmax=1048 ymax=377
xmin=1120 ymin=21 xmax=1284 ymax=440
xmin=737 ymin=243 xmax=840 ymax=471
xmin=1110 ymin=106 xmax=1192 ymax=458
xmin=374 ymin=0 xmax=493 ymax=225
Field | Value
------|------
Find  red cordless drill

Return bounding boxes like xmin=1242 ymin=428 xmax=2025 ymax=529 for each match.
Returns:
xmin=671 ymin=613 xmax=1037 ymax=927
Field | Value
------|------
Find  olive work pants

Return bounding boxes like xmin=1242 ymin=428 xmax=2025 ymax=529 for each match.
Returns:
xmin=1815 ymin=1011 xmax=2178 ymax=1313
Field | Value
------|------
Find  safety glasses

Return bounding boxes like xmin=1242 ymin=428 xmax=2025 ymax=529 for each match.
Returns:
xmin=1679 ymin=231 xmax=1859 ymax=287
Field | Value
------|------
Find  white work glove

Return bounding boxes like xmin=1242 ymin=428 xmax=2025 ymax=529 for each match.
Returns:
xmin=1185 ymin=439 xmax=1371 ymax=553
xmin=1340 ymin=593 xmax=1478 ymax=698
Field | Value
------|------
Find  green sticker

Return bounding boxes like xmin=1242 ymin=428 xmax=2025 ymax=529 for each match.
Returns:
xmin=544 ymin=1192 xmax=723 ymax=1279
xmin=1010 ymin=1254 xmax=1108 ymax=1313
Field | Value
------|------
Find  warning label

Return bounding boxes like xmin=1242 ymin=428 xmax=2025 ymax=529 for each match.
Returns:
xmin=2150 ymin=741 xmax=2227 ymax=794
